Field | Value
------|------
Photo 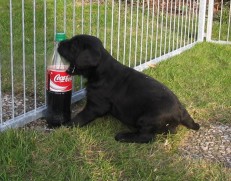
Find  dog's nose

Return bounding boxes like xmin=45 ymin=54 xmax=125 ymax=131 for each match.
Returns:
xmin=66 ymin=65 xmax=76 ymax=75
xmin=57 ymin=43 xmax=62 ymax=54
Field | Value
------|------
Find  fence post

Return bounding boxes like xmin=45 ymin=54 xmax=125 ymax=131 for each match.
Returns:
xmin=198 ymin=0 xmax=207 ymax=42
xmin=206 ymin=0 xmax=214 ymax=41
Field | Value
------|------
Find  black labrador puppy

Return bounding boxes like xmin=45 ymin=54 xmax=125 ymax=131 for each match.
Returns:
xmin=58 ymin=34 xmax=200 ymax=143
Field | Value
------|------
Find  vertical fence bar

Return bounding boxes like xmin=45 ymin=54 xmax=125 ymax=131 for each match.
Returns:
xmin=227 ymin=1 xmax=231 ymax=41
xmin=134 ymin=0 xmax=139 ymax=66
xmin=144 ymin=0 xmax=150 ymax=62
xmin=172 ymin=0 xmax=177 ymax=50
xmin=22 ymin=0 xmax=26 ymax=114
xmin=54 ymin=0 xmax=57 ymax=38
xmin=80 ymin=0 xmax=84 ymax=89
xmin=150 ymin=0 xmax=155 ymax=59
xmin=64 ymin=0 xmax=66 ymax=33
xmin=72 ymin=0 xmax=76 ymax=92
xmin=198 ymin=0 xmax=207 ymax=42
xmin=104 ymin=0 xmax=107 ymax=47
xmin=155 ymin=0 xmax=160 ymax=58
xmin=180 ymin=0 xmax=185 ymax=47
xmin=191 ymin=0 xmax=196 ymax=44
xmin=82 ymin=0 xmax=84 ymax=34
xmin=164 ymin=0 xmax=169 ymax=54
xmin=111 ymin=0 xmax=114 ymax=55
xmin=218 ymin=0 xmax=224 ymax=41
xmin=176 ymin=0 xmax=181 ymax=49
xmin=90 ymin=0 xmax=92 ymax=35
xmin=0 ymin=25 xmax=2 ymax=124
xmin=183 ymin=0 xmax=189 ymax=46
xmin=10 ymin=0 xmax=14 ymax=120
xmin=159 ymin=0 xmax=165 ymax=56
xmin=44 ymin=0 xmax=47 ymax=103
xmin=168 ymin=0 xmax=173 ymax=53
xmin=194 ymin=0 xmax=199 ymax=42
xmin=33 ymin=0 xmax=37 ymax=111
xmin=188 ymin=0 xmax=192 ymax=44
xmin=128 ymin=0 xmax=133 ymax=67
xmin=139 ymin=0 xmax=145 ymax=64
xmin=97 ymin=0 xmax=100 ymax=38
xmin=206 ymin=0 xmax=214 ymax=41
xmin=117 ymin=0 xmax=121 ymax=60
xmin=73 ymin=0 xmax=76 ymax=36
xmin=190 ymin=0 xmax=194 ymax=44
xmin=187 ymin=0 xmax=192 ymax=44
xmin=123 ymin=0 xmax=128 ymax=65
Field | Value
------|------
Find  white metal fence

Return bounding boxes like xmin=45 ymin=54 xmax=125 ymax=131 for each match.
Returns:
xmin=0 ymin=0 xmax=230 ymax=131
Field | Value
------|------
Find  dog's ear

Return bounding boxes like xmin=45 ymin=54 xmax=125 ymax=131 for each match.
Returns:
xmin=74 ymin=47 xmax=101 ymax=69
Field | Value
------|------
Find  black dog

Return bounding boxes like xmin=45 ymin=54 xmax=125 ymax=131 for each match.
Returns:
xmin=58 ymin=34 xmax=199 ymax=143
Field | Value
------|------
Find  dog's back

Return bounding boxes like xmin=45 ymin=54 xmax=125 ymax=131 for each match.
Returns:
xmin=99 ymin=51 xmax=200 ymax=131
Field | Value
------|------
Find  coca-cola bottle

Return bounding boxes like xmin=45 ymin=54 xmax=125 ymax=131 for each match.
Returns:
xmin=46 ymin=33 xmax=72 ymax=128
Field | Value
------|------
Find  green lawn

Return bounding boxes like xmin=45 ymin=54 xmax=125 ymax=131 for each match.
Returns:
xmin=0 ymin=42 xmax=230 ymax=180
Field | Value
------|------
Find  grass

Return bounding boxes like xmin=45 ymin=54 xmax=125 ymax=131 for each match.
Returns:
xmin=0 ymin=42 xmax=231 ymax=180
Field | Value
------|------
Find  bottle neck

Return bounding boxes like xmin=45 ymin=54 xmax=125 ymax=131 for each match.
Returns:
xmin=54 ymin=41 xmax=60 ymax=49
xmin=48 ymin=40 xmax=69 ymax=69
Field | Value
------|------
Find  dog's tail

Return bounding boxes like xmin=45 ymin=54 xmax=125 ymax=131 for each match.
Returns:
xmin=180 ymin=108 xmax=200 ymax=130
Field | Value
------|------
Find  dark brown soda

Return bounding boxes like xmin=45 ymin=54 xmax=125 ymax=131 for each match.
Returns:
xmin=46 ymin=90 xmax=72 ymax=128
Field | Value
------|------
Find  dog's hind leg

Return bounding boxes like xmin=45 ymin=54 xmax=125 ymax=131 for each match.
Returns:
xmin=180 ymin=108 xmax=200 ymax=130
xmin=115 ymin=132 xmax=155 ymax=143
xmin=115 ymin=118 xmax=156 ymax=143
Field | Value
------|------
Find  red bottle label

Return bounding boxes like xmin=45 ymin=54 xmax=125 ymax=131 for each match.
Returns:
xmin=47 ymin=66 xmax=72 ymax=92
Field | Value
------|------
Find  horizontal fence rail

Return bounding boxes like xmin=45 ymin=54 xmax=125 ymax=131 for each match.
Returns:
xmin=0 ymin=0 xmax=224 ymax=131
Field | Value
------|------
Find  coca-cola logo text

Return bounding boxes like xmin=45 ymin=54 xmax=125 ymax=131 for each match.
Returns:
xmin=54 ymin=74 xmax=72 ymax=82
xmin=47 ymin=69 xmax=72 ymax=92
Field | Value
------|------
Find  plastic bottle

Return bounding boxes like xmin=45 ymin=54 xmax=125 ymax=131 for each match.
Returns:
xmin=46 ymin=33 xmax=72 ymax=128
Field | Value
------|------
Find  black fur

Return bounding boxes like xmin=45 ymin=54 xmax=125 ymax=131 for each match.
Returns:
xmin=57 ymin=34 xmax=200 ymax=143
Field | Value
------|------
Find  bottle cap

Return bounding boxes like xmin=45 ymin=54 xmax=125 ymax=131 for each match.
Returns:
xmin=55 ymin=33 xmax=66 ymax=41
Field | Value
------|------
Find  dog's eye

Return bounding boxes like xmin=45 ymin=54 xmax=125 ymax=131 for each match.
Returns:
xmin=71 ymin=43 xmax=77 ymax=51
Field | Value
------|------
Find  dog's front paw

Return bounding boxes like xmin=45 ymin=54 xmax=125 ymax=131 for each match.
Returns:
xmin=63 ymin=120 xmax=78 ymax=128
xmin=62 ymin=121 xmax=73 ymax=128
xmin=63 ymin=119 xmax=86 ymax=128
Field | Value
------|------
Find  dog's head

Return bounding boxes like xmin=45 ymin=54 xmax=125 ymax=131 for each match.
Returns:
xmin=58 ymin=35 xmax=103 ymax=77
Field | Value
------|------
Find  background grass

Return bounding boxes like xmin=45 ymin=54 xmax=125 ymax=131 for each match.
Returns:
xmin=0 ymin=42 xmax=231 ymax=180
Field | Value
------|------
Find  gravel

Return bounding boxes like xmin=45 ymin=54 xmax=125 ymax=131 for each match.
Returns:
xmin=179 ymin=122 xmax=231 ymax=168
xmin=1 ymin=94 xmax=44 ymax=121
